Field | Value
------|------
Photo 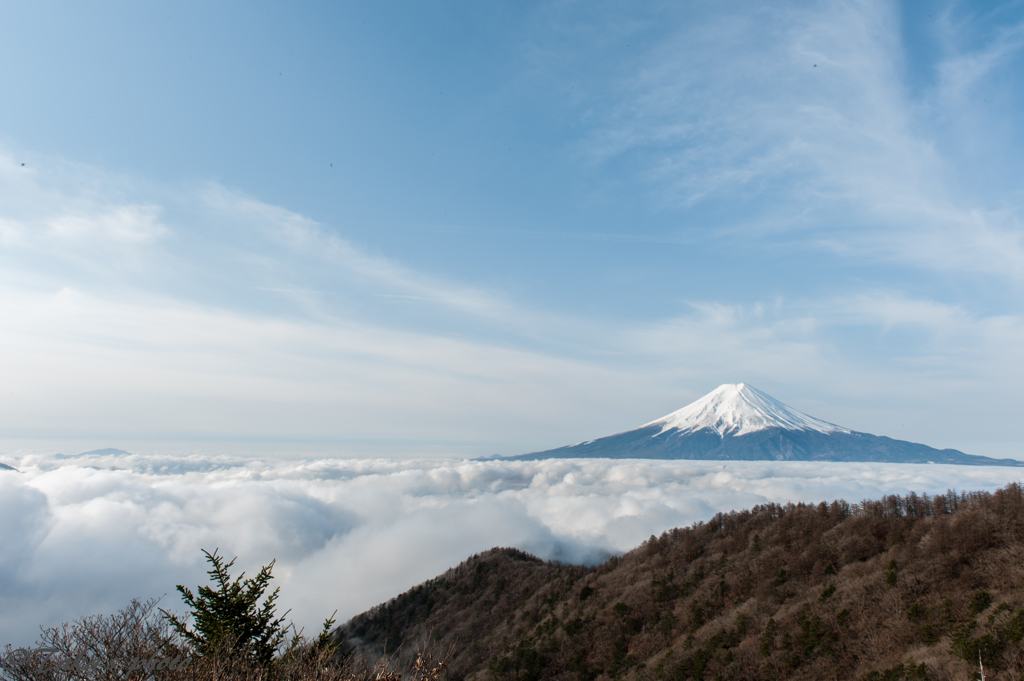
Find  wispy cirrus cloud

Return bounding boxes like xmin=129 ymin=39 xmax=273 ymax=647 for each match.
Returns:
xmin=2 ymin=140 xmax=1023 ymax=459
xmin=198 ymin=184 xmax=518 ymax=324
xmin=0 ymin=151 xmax=639 ymax=453
xmin=936 ymin=13 xmax=1024 ymax=99
xmin=576 ymin=0 xmax=1024 ymax=280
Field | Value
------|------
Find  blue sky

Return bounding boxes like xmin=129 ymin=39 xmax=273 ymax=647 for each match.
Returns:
xmin=2 ymin=0 xmax=1024 ymax=458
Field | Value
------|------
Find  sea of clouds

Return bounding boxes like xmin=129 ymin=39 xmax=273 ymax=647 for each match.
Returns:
xmin=2 ymin=453 xmax=1022 ymax=648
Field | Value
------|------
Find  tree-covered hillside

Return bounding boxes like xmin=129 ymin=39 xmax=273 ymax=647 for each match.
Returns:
xmin=335 ymin=483 xmax=1024 ymax=681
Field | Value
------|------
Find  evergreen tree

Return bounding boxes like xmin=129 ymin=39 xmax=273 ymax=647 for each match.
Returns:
xmin=162 ymin=549 xmax=289 ymax=666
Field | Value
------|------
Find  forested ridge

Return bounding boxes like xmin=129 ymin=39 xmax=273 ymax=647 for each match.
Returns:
xmin=335 ymin=483 xmax=1024 ymax=681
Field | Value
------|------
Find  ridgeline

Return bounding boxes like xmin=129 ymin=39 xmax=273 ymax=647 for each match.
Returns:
xmin=335 ymin=483 xmax=1024 ymax=681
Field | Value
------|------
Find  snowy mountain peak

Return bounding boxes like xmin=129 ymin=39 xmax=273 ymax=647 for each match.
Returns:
xmin=509 ymin=382 xmax=1019 ymax=465
xmin=644 ymin=383 xmax=850 ymax=438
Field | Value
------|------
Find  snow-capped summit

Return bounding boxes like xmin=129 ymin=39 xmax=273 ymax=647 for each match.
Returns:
xmin=507 ymin=383 xmax=1022 ymax=466
xmin=645 ymin=383 xmax=850 ymax=437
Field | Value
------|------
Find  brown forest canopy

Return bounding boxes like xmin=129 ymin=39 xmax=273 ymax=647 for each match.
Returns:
xmin=336 ymin=483 xmax=1024 ymax=681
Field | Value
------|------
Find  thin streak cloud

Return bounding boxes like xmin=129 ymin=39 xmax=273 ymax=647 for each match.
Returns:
xmin=576 ymin=0 xmax=1024 ymax=280
xmin=2 ymin=151 xmax=1024 ymax=457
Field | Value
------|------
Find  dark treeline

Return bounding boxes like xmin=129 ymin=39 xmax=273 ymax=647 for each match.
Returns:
xmin=336 ymin=483 xmax=1024 ymax=681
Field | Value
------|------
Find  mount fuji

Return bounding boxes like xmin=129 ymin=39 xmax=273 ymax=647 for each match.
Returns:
xmin=508 ymin=383 xmax=1022 ymax=466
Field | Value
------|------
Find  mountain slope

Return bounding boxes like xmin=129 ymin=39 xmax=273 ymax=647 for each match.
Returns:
xmin=508 ymin=384 xmax=1021 ymax=466
xmin=334 ymin=483 xmax=1024 ymax=681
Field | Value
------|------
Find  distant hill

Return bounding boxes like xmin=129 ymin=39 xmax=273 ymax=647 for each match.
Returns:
xmin=54 ymin=448 xmax=134 ymax=459
xmin=507 ymin=384 xmax=1022 ymax=466
xmin=334 ymin=483 xmax=1024 ymax=681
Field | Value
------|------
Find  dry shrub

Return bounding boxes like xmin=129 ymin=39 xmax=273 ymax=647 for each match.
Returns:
xmin=0 ymin=597 xmax=177 ymax=681
xmin=1 ymin=598 xmax=450 ymax=681
xmin=1 ymin=641 xmax=449 ymax=681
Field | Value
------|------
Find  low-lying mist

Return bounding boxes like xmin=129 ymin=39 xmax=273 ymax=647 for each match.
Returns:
xmin=1 ymin=453 xmax=1021 ymax=648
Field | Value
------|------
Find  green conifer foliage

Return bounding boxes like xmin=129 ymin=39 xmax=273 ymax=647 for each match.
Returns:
xmin=760 ymin=618 xmax=777 ymax=657
xmin=885 ymin=560 xmax=898 ymax=588
xmin=162 ymin=549 xmax=288 ymax=666
xmin=968 ymin=591 xmax=993 ymax=617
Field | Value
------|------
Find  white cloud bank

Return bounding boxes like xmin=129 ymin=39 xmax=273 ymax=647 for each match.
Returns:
xmin=2 ymin=454 xmax=1021 ymax=648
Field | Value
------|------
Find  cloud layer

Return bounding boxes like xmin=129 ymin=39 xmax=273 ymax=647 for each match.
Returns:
xmin=575 ymin=0 xmax=1024 ymax=279
xmin=3 ymin=1 xmax=1024 ymax=460
xmin=2 ymin=454 xmax=1021 ymax=648
xmin=2 ymin=146 xmax=1024 ymax=460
